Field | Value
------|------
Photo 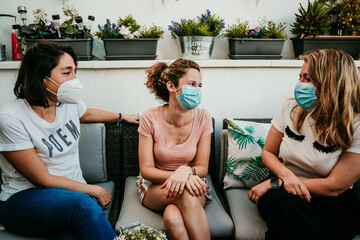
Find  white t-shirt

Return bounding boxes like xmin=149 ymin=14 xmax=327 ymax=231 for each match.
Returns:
xmin=272 ymin=99 xmax=360 ymax=179
xmin=0 ymin=98 xmax=87 ymax=201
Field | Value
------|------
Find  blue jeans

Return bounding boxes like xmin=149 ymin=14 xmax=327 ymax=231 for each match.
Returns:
xmin=0 ymin=188 xmax=116 ymax=240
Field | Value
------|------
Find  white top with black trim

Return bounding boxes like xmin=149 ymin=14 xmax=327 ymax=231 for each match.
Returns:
xmin=272 ymin=99 xmax=360 ymax=179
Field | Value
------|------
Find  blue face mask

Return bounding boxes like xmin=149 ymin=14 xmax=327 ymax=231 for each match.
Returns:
xmin=294 ymin=81 xmax=318 ymax=111
xmin=175 ymin=85 xmax=202 ymax=111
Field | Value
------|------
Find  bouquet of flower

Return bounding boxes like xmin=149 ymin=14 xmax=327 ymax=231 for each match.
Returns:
xmin=114 ymin=224 xmax=167 ymax=240
xmin=168 ymin=9 xmax=225 ymax=37
xmin=223 ymin=19 xmax=287 ymax=39
xmin=95 ymin=15 xmax=164 ymax=39
xmin=19 ymin=4 xmax=93 ymax=39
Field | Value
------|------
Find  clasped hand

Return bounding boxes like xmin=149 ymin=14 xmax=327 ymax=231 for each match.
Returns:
xmin=161 ymin=166 xmax=208 ymax=199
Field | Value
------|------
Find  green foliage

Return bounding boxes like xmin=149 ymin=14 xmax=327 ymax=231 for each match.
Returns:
xmin=260 ymin=20 xmax=288 ymax=39
xmin=117 ymin=15 xmax=141 ymax=33
xmin=116 ymin=225 xmax=167 ymax=240
xmin=291 ymin=0 xmax=332 ymax=38
xmin=168 ymin=10 xmax=225 ymax=37
xmin=18 ymin=7 xmax=93 ymax=39
xmin=318 ymin=0 xmax=360 ymax=35
xmin=95 ymin=16 xmax=164 ymax=39
xmin=140 ymin=25 xmax=165 ymax=38
xmin=223 ymin=20 xmax=249 ymax=38
xmin=223 ymin=19 xmax=287 ymax=39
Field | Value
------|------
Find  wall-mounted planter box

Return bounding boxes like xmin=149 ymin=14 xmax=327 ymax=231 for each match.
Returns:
xmin=227 ymin=38 xmax=285 ymax=59
xmin=24 ymin=39 xmax=94 ymax=61
xmin=291 ymin=36 xmax=360 ymax=60
xmin=102 ymin=38 xmax=159 ymax=60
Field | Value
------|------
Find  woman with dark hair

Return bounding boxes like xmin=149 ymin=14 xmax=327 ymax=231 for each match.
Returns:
xmin=138 ymin=59 xmax=213 ymax=240
xmin=0 ymin=42 xmax=138 ymax=239
xmin=248 ymin=49 xmax=360 ymax=239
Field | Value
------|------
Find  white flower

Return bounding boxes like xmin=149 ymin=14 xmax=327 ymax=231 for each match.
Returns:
xmin=33 ymin=8 xmax=48 ymax=23
xmin=62 ymin=4 xmax=79 ymax=18
xmin=133 ymin=31 xmax=141 ymax=38
xmin=119 ymin=26 xmax=130 ymax=37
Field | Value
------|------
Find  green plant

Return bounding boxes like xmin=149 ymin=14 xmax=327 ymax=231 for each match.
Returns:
xmin=95 ymin=15 xmax=164 ymax=39
xmin=223 ymin=19 xmax=287 ymax=39
xmin=291 ymin=0 xmax=332 ymax=38
xmin=223 ymin=20 xmax=249 ymax=38
xmin=168 ymin=10 xmax=225 ymax=37
xmin=319 ymin=0 xmax=360 ymax=35
xmin=115 ymin=225 xmax=167 ymax=240
xmin=19 ymin=5 xmax=93 ymax=39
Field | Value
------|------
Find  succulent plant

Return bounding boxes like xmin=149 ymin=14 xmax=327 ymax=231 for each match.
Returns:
xmin=291 ymin=0 xmax=332 ymax=38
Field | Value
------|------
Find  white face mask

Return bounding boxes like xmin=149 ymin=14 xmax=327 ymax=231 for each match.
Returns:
xmin=46 ymin=76 xmax=84 ymax=104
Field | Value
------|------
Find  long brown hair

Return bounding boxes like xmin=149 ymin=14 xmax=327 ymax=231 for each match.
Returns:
xmin=14 ymin=42 xmax=78 ymax=108
xmin=295 ymin=49 xmax=360 ymax=150
xmin=145 ymin=59 xmax=200 ymax=102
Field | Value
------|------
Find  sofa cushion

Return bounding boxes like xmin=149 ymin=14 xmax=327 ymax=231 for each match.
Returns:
xmin=116 ymin=175 xmax=234 ymax=238
xmin=79 ymin=123 xmax=107 ymax=183
xmin=226 ymin=188 xmax=267 ymax=240
xmin=224 ymin=119 xmax=271 ymax=189
xmin=92 ymin=181 xmax=115 ymax=219
xmin=0 ymin=231 xmax=48 ymax=240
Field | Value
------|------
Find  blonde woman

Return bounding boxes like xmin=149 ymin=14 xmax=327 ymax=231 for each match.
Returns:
xmin=248 ymin=49 xmax=360 ymax=239
xmin=138 ymin=59 xmax=212 ymax=240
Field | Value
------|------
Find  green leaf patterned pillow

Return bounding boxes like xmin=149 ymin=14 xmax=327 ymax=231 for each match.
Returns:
xmin=223 ymin=119 xmax=271 ymax=189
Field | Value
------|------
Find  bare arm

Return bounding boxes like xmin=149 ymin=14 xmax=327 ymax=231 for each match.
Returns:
xmin=302 ymin=151 xmax=360 ymax=197
xmin=80 ymin=108 xmax=139 ymax=124
xmin=138 ymin=134 xmax=175 ymax=183
xmin=2 ymin=149 xmax=111 ymax=208
xmin=262 ymin=125 xmax=311 ymax=202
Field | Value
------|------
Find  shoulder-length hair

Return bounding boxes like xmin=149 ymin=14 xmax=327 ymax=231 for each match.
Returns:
xmin=14 ymin=42 xmax=78 ymax=108
xmin=295 ymin=49 xmax=360 ymax=150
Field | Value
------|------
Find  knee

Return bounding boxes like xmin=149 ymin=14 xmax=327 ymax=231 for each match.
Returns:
xmin=163 ymin=205 xmax=183 ymax=229
xmin=66 ymin=191 xmax=104 ymax=224
xmin=177 ymin=190 xmax=202 ymax=210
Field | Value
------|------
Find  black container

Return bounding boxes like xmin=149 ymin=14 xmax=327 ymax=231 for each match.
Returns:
xmin=291 ymin=36 xmax=360 ymax=60
xmin=25 ymin=39 xmax=93 ymax=60
xmin=227 ymin=38 xmax=285 ymax=59
xmin=103 ymin=38 xmax=158 ymax=60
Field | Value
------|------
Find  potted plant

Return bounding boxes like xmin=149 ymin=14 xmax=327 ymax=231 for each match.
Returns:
xmin=95 ymin=15 xmax=164 ymax=60
xmin=223 ymin=19 xmax=288 ymax=59
xmin=291 ymin=0 xmax=360 ymax=59
xmin=168 ymin=10 xmax=225 ymax=59
xmin=18 ymin=5 xmax=95 ymax=60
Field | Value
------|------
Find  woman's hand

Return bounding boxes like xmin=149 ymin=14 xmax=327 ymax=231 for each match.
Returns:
xmin=123 ymin=114 xmax=140 ymax=124
xmin=92 ymin=186 xmax=112 ymax=210
xmin=248 ymin=179 xmax=272 ymax=204
xmin=282 ymin=173 xmax=311 ymax=202
xmin=161 ymin=166 xmax=192 ymax=199
xmin=186 ymin=175 xmax=208 ymax=197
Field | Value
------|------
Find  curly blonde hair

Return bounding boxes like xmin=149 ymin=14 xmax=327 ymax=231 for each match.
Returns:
xmin=294 ymin=49 xmax=360 ymax=150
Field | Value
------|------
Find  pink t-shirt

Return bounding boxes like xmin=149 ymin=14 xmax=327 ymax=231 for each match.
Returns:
xmin=138 ymin=106 xmax=213 ymax=171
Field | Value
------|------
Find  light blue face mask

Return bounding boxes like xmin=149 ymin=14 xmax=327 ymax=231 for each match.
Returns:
xmin=175 ymin=85 xmax=202 ymax=111
xmin=294 ymin=81 xmax=318 ymax=111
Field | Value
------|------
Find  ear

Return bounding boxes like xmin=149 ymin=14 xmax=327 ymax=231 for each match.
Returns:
xmin=315 ymin=87 xmax=320 ymax=99
xmin=166 ymin=81 xmax=176 ymax=93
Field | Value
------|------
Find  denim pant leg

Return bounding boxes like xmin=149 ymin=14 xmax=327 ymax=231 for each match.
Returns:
xmin=0 ymin=188 xmax=116 ymax=240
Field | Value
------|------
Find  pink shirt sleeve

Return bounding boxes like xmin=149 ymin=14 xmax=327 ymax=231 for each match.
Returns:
xmin=200 ymin=109 xmax=213 ymax=137
xmin=138 ymin=109 xmax=153 ymax=138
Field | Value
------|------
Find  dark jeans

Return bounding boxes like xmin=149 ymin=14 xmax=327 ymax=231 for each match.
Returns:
xmin=0 ymin=188 xmax=116 ymax=240
xmin=258 ymin=188 xmax=360 ymax=240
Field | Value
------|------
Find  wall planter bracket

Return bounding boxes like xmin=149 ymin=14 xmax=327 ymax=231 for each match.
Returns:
xmin=291 ymin=36 xmax=360 ymax=60
xmin=24 ymin=39 xmax=94 ymax=61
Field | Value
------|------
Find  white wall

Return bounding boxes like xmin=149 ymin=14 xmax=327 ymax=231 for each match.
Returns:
xmin=0 ymin=0 xmax=309 ymax=60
